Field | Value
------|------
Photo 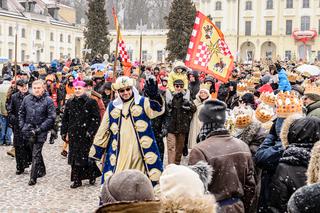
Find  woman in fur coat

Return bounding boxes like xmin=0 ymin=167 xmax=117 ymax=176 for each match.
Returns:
xmin=268 ymin=116 xmax=320 ymax=212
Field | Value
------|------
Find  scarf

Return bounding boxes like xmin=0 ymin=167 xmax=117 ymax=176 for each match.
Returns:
xmin=197 ymin=122 xmax=228 ymax=143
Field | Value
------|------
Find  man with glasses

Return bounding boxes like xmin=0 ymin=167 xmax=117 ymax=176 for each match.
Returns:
xmin=90 ymin=76 xmax=164 ymax=186
xmin=164 ymin=79 xmax=196 ymax=165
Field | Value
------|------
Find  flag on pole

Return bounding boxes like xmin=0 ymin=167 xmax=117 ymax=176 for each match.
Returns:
xmin=185 ymin=11 xmax=234 ymax=83
xmin=112 ymin=7 xmax=132 ymax=76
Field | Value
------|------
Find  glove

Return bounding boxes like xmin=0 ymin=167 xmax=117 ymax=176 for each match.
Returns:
xmin=144 ymin=77 xmax=158 ymax=98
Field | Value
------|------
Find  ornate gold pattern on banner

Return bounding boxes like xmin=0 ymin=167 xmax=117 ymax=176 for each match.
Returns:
xmin=110 ymin=108 xmax=121 ymax=119
xmin=135 ymin=120 xmax=148 ymax=132
xmin=112 ymin=139 xmax=118 ymax=151
xmin=131 ymin=105 xmax=143 ymax=117
xmin=144 ymin=152 xmax=158 ymax=165
xmin=110 ymin=154 xmax=116 ymax=166
xmin=140 ymin=136 xmax=153 ymax=149
xmin=110 ymin=123 xmax=119 ymax=135
xmin=148 ymin=168 xmax=161 ymax=182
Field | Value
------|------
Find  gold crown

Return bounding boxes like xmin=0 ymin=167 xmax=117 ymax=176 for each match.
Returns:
xmin=234 ymin=106 xmax=253 ymax=129
xmin=260 ymin=92 xmax=276 ymax=106
xmin=252 ymin=71 xmax=261 ymax=78
xmin=287 ymin=71 xmax=298 ymax=83
xmin=242 ymin=79 xmax=256 ymax=90
xmin=200 ymin=83 xmax=211 ymax=91
xmin=237 ymin=82 xmax=247 ymax=93
xmin=304 ymin=82 xmax=320 ymax=96
xmin=276 ymin=91 xmax=303 ymax=118
xmin=255 ymin=104 xmax=274 ymax=123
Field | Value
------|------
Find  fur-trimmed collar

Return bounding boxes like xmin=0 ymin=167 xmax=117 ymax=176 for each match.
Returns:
xmin=280 ymin=114 xmax=305 ymax=148
xmin=307 ymin=141 xmax=320 ymax=185
xmin=236 ymin=122 xmax=261 ymax=145
xmin=161 ymin=195 xmax=216 ymax=213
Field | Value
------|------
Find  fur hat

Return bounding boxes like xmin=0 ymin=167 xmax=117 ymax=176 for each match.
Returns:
xmin=198 ymin=100 xmax=227 ymax=124
xmin=100 ymin=170 xmax=155 ymax=205
xmin=288 ymin=183 xmax=320 ymax=213
xmin=188 ymin=161 xmax=213 ymax=192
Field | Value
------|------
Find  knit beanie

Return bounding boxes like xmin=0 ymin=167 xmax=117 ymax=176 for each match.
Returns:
xmin=198 ymin=99 xmax=227 ymax=125
xmin=160 ymin=164 xmax=205 ymax=200
xmin=100 ymin=170 xmax=155 ymax=205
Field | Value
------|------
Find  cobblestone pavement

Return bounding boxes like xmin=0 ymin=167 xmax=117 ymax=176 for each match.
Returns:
xmin=0 ymin=138 xmax=101 ymax=213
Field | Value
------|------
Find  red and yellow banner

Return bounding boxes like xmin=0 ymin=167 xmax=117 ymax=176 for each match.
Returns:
xmin=185 ymin=11 xmax=234 ymax=83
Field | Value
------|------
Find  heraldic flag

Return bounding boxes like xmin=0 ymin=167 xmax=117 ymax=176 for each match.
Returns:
xmin=112 ymin=7 xmax=132 ymax=76
xmin=185 ymin=11 xmax=234 ymax=83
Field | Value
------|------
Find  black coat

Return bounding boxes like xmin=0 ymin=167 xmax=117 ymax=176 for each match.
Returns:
xmin=166 ymin=92 xmax=196 ymax=134
xmin=19 ymin=93 xmax=56 ymax=143
xmin=268 ymin=144 xmax=312 ymax=213
xmin=61 ymin=95 xmax=100 ymax=166
xmin=7 ymin=91 xmax=29 ymax=146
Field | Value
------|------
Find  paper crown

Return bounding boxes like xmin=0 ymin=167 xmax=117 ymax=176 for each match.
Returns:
xmin=199 ymin=83 xmax=211 ymax=91
xmin=255 ymin=104 xmax=274 ymax=123
xmin=276 ymin=91 xmax=303 ymax=118
xmin=233 ymin=106 xmax=253 ymax=129
xmin=237 ymin=82 xmax=247 ymax=93
xmin=93 ymin=71 xmax=105 ymax=79
xmin=45 ymin=74 xmax=56 ymax=82
xmin=260 ymin=92 xmax=276 ymax=107
xmin=112 ymin=76 xmax=134 ymax=91
xmin=287 ymin=71 xmax=299 ymax=83
xmin=252 ymin=71 xmax=261 ymax=78
xmin=242 ymin=79 xmax=256 ymax=90
xmin=304 ymin=82 xmax=320 ymax=96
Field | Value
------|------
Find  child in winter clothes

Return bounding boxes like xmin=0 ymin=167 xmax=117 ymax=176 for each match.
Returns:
xmin=168 ymin=61 xmax=189 ymax=92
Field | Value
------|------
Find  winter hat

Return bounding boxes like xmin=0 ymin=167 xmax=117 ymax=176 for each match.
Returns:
xmin=199 ymin=100 xmax=227 ymax=125
xmin=287 ymin=117 xmax=320 ymax=145
xmin=112 ymin=76 xmax=134 ymax=91
xmin=304 ymin=82 xmax=320 ymax=101
xmin=287 ymin=183 xmax=320 ymax=213
xmin=100 ymin=170 xmax=155 ymax=205
xmin=73 ymin=80 xmax=86 ymax=87
xmin=16 ymin=79 xmax=28 ymax=87
xmin=173 ymin=61 xmax=187 ymax=72
xmin=198 ymin=84 xmax=210 ymax=96
xmin=160 ymin=164 xmax=206 ymax=200
xmin=258 ymin=84 xmax=273 ymax=93
xmin=173 ymin=79 xmax=184 ymax=86
xmin=241 ymin=93 xmax=255 ymax=106
xmin=102 ymin=82 xmax=112 ymax=91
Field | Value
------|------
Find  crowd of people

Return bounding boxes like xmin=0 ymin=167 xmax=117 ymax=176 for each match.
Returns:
xmin=2 ymin=55 xmax=320 ymax=212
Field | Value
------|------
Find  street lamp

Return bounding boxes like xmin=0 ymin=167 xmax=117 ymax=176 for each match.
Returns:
xmin=136 ymin=19 xmax=147 ymax=64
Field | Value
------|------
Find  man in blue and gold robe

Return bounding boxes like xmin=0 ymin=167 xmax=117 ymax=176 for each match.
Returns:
xmin=89 ymin=76 xmax=164 ymax=186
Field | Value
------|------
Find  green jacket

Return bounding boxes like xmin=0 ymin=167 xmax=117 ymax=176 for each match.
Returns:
xmin=307 ymin=100 xmax=320 ymax=117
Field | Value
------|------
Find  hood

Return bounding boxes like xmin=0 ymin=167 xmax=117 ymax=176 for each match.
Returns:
xmin=307 ymin=141 xmax=320 ymax=185
xmin=173 ymin=61 xmax=188 ymax=73
xmin=280 ymin=114 xmax=305 ymax=148
xmin=188 ymin=70 xmax=200 ymax=82
xmin=161 ymin=195 xmax=216 ymax=213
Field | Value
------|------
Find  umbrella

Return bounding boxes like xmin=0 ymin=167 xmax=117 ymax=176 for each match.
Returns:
xmin=296 ymin=64 xmax=320 ymax=76
xmin=0 ymin=57 xmax=8 ymax=63
xmin=90 ymin=63 xmax=106 ymax=70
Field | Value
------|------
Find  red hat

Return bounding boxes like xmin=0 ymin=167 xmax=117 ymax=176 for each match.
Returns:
xmin=258 ymin=84 xmax=273 ymax=93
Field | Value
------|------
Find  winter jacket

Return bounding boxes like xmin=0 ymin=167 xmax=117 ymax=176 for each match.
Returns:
xmin=268 ymin=143 xmax=312 ymax=213
xmin=61 ymin=94 xmax=100 ymax=166
xmin=278 ymin=69 xmax=291 ymax=92
xmin=189 ymin=132 xmax=256 ymax=213
xmin=90 ymin=90 xmax=106 ymax=119
xmin=7 ymin=91 xmax=29 ymax=146
xmin=165 ymin=90 xmax=196 ymax=134
xmin=188 ymin=71 xmax=200 ymax=100
xmin=306 ymin=100 xmax=320 ymax=118
xmin=19 ymin=93 xmax=56 ymax=143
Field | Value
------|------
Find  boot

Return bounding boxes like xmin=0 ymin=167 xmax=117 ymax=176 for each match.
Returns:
xmin=7 ymin=147 xmax=15 ymax=158
xmin=70 ymin=181 xmax=82 ymax=188
xmin=28 ymin=179 xmax=37 ymax=186
xmin=16 ymin=169 xmax=24 ymax=175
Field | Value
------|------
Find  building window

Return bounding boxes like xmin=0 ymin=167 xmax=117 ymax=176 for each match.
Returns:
xmin=286 ymin=0 xmax=293 ymax=8
xmin=50 ymin=32 xmax=54 ymax=41
xmin=245 ymin=1 xmax=252 ymax=10
xmin=301 ymin=16 xmax=310 ymax=30
xmin=142 ymin=50 xmax=147 ymax=61
xmin=286 ymin=20 xmax=292 ymax=35
xmin=8 ymin=49 xmax=13 ymax=60
xmin=21 ymin=50 xmax=25 ymax=62
xmin=36 ymin=30 xmax=40 ymax=39
xmin=60 ymin=34 xmax=63 ymax=42
xmin=68 ymin=35 xmax=71 ymax=43
xmin=303 ymin=0 xmax=309 ymax=8
xmin=215 ymin=1 xmax=222 ymax=10
xmin=8 ymin=26 xmax=13 ymax=36
xmin=50 ymin=52 xmax=53 ymax=62
xmin=318 ymin=51 xmax=320 ymax=60
xmin=266 ymin=0 xmax=273 ymax=9
xmin=285 ymin=51 xmax=292 ymax=60
xmin=157 ymin=50 xmax=164 ymax=62
xmin=215 ymin=21 xmax=221 ymax=29
xmin=128 ymin=49 xmax=133 ymax=61
xmin=21 ymin=28 xmax=25 ymax=38
xmin=266 ymin=21 xmax=272 ymax=35
xmin=245 ymin=21 xmax=251 ymax=36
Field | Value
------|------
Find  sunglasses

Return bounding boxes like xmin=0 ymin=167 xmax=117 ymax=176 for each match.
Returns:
xmin=174 ymin=85 xmax=184 ymax=89
xmin=119 ymin=87 xmax=131 ymax=93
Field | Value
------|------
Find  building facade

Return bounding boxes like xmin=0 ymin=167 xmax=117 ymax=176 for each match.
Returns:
xmin=194 ymin=0 xmax=320 ymax=62
xmin=0 ymin=0 xmax=84 ymax=63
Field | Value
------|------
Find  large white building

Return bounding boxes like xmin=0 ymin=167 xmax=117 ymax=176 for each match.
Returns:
xmin=0 ymin=0 xmax=84 ymax=63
